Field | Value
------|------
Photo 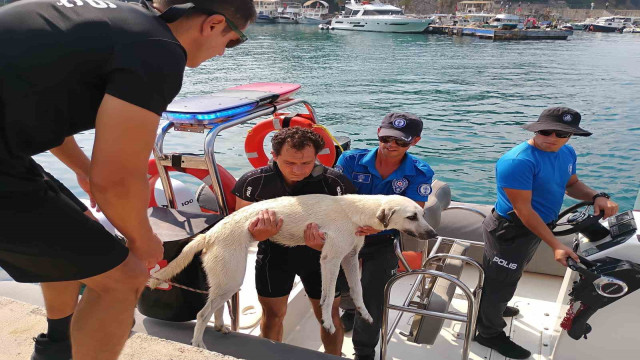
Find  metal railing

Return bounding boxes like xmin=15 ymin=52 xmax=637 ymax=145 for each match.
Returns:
xmin=152 ymin=98 xmax=317 ymax=330
xmin=382 ymin=235 xmax=485 ymax=360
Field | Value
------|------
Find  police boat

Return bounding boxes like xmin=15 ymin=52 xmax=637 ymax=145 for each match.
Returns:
xmin=1 ymin=84 xmax=639 ymax=360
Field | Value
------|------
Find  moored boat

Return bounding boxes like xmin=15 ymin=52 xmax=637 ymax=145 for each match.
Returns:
xmin=487 ymin=13 xmax=523 ymax=30
xmin=587 ymin=16 xmax=635 ymax=32
xmin=330 ymin=0 xmax=432 ymax=33
xmin=297 ymin=0 xmax=330 ymax=24
xmin=254 ymin=0 xmax=278 ymax=23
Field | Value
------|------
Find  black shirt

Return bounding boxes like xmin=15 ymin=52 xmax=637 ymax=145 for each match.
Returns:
xmin=232 ymin=162 xmax=357 ymax=249
xmin=0 ymin=0 xmax=186 ymax=190
xmin=232 ymin=162 xmax=357 ymax=202
xmin=0 ymin=0 xmax=186 ymax=156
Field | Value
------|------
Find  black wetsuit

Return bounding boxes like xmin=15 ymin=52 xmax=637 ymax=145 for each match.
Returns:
xmin=0 ymin=0 xmax=186 ymax=282
xmin=231 ymin=162 xmax=356 ymax=299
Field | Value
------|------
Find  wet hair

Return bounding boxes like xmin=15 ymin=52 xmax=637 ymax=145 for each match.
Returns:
xmin=155 ymin=0 xmax=257 ymax=28
xmin=271 ymin=127 xmax=325 ymax=156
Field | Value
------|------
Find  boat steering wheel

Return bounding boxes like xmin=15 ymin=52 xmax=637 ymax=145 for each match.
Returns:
xmin=552 ymin=201 xmax=604 ymax=237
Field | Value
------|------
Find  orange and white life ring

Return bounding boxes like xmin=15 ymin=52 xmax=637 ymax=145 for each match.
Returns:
xmin=147 ymin=158 xmax=237 ymax=213
xmin=244 ymin=113 xmax=336 ymax=169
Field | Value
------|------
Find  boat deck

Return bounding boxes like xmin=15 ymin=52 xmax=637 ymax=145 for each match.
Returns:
xmin=0 ymin=250 xmax=565 ymax=360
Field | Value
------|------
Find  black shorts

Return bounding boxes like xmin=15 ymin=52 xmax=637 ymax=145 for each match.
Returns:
xmin=0 ymin=177 xmax=129 ymax=283
xmin=255 ymin=240 xmax=340 ymax=300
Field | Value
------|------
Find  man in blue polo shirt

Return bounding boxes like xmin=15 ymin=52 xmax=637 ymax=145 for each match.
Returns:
xmin=335 ymin=112 xmax=434 ymax=360
xmin=475 ymin=107 xmax=619 ymax=359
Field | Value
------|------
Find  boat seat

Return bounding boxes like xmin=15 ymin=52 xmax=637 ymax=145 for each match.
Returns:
xmin=401 ymin=179 xmax=451 ymax=253
xmin=148 ymin=206 xmax=222 ymax=242
xmin=407 ymin=240 xmax=470 ymax=345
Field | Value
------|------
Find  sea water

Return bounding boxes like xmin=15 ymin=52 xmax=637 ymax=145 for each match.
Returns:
xmin=35 ymin=25 xmax=640 ymax=211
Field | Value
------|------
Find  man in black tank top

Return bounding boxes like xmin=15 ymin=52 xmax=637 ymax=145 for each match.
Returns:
xmin=0 ymin=1 xmax=256 ymax=359
xmin=232 ymin=127 xmax=356 ymax=356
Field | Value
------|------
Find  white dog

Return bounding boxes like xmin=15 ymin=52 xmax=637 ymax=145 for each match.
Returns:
xmin=149 ymin=193 xmax=437 ymax=349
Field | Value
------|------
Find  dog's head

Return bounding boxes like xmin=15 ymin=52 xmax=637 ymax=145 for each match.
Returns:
xmin=376 ymin=195 xmax=438 ymax=240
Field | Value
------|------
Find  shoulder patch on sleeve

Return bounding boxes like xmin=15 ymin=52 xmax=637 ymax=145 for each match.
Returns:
xmin=417 ymin=183 xmax=432 ymax=196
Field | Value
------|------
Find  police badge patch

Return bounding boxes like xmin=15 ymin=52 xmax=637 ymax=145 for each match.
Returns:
xmin=418 ymin=183 xmax=432 ymax=196
xmin=392 ymin=178 xmax=409 ymax=193
xmin=393 ymin=118 xmax=406 ymax=128
xmin=352 ymin=172 xmax=371 ymax=183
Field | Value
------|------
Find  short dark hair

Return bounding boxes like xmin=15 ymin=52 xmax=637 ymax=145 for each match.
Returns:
xmin=155 ymin=0 xmax=257 ymax=28
xmin=271 ymin=127 xmax=325 ymax=156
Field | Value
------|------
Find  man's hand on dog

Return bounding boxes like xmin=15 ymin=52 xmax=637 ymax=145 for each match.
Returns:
xmin=248 ymin=209 xmax=284 ymax=241
xmin=355 ymin=226 xmax=380 ymax=237
xmin=305 ymin=223 xmax=326 ymax=251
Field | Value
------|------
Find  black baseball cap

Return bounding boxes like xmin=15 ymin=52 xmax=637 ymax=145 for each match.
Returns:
xmin=378 ymin=112 xmax=423 ymax=142
xmin=522 ymin=107 xmax=592 ymax=137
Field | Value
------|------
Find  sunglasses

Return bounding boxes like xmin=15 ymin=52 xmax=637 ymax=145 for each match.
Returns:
xmin=536 ymin=130 xmax=573 ymax=139
xmin=379 ymin=136 xmax=411 ymax=147
xmin=192 ymin=7 xmax=248 ymax=48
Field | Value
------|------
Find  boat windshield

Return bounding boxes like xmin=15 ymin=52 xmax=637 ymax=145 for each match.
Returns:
xmin=344 ymin=8 xmax=361 ymax=16
xmin=362 ymin=9 xmax=404 ymax=16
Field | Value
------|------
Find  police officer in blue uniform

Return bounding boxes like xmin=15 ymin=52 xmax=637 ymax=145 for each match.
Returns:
xmin=334 ymin=112 xmax=434 ymax=360
xmin=475 ymin=107 xmax=619 ymax=359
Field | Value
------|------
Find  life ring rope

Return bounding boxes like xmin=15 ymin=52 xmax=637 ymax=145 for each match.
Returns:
xmin=312 ymin=124 xmax=344 ymax=153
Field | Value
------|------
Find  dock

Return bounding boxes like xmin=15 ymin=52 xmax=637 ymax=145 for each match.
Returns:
xmin=426 ymin=25 xmax=573 ymax=41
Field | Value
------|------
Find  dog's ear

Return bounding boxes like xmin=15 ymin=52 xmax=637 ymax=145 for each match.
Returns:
xmin=376 ymin=207 xmax=396 ymax=229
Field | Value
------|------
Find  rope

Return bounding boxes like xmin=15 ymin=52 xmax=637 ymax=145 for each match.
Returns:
xmin=313 ymin=124 xmax=344 ymax=153
xmin=149 ymin=276 xmax=263 ymax=329
xmin=149 ymin=276 xmax=210 ymax=294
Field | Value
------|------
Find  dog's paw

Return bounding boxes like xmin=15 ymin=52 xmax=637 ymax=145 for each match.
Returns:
xmin=358 ymin=309 xmax=374 ymax=324
xmin=214 ymin=324 xmax=231 ymax=334
xmin=192 ymin=338 xmax=208 ymax=349
xmin=322 ymin=320 xmax=336 ymax=334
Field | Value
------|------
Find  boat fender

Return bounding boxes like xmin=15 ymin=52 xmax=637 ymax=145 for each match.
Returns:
xmin=152 ymin=179 xmax=200 ymax=213
xmin=147 ymin=158 xmax=237 ymax=213
xmin=244 ymin=113 xmax=337 ymax=168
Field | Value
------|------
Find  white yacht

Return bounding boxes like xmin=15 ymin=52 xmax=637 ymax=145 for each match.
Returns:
xmin=298 ymin=0 xmax=330 ymax=24
xmin=274 ymin=2 xmax=302 ymax=23
xmin=588 ymin=16 xmax=635 ymax=32
xmin=254 ymin=0 xmax=278 ymax=23
xmin=330 ymin=0 xmax=431 ymax=33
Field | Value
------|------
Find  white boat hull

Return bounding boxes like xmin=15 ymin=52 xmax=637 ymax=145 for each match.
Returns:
xmin=330 ymin=17 xmax=431 ymax=33
xmin=298 ymin=16 xmax=328 ymax=24
xmin=274 ymin=16 xmax=298 ymax=24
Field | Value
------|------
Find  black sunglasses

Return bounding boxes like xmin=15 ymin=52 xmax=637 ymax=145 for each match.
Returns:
xmin=379 ymin=136 xmax=411 ymax=147
xmin=536 ymin=130 xmax=573 ymax=139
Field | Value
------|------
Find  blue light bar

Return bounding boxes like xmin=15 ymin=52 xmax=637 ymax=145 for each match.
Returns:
xmin=163 ymin=103 xmax=258 ymax=124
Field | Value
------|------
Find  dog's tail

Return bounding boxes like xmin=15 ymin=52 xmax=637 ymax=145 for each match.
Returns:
xmin=150 ymin=233 xmax=208 ymax=286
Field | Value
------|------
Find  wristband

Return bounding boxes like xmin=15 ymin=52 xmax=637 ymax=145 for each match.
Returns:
xmin=592 ymin=192 xmax=610 ymax=202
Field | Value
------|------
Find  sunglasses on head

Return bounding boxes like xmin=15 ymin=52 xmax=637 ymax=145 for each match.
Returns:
xmin=378 ymin=136 xmax=411 ymax=147
xmin=191 ymin=7 xmax=248 ymax=48
xmin=536 ymin=130 xmax=573 ymax=139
